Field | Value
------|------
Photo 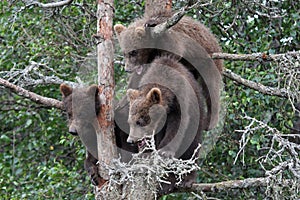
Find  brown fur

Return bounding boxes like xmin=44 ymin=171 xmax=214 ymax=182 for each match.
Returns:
xmin=60 ymin=84 xmax=138 ymax=186
xmin=126 ymin=56 xmax=205 ymax=194
xmin=114 ymin=10 xmax=223 ymax=73
xmin=145 ymin=11 xmax=223 ymax=71
xmin=114 ymin=11 xmax=222 ymax=131
xmin=60 ymin=84 xmax=102 ymax=186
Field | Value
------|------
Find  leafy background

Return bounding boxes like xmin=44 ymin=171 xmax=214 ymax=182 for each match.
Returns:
xmin=0 ymin=0 xmax=299 ymax=199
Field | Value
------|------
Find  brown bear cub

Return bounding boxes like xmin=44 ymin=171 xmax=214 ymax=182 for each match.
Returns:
xmin=60 ymin=84 xmax=137 ymax=186
xmin=114 ymin=10 xmax=223 ymax=74
xmin=126 ymin=56 xmax=205 ymax=194
xmin=60 ymin=84 xmax=102 ymax=186
xmin=114 ymin=10 xmax=223 ymax=131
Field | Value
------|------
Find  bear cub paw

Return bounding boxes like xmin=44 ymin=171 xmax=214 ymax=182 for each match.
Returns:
xmin=87 ymin=165 xmax=102 ymax=186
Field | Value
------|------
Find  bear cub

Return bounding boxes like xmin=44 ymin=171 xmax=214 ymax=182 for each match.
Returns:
xmin=114 ymin=10 xmax=223 ymax=131
xmin=60 ymin=84 xmax=138 ymax=186
xmin=126 ymin=56 xmax=205 ymax=193
xmin=114 ymin=10 xmax=223 ymax=74
xmin=60 ymin=84 xmax=103 ymax=186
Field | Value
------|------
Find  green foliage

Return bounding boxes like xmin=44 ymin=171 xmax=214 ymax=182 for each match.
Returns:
xmin=0 ymin=0 xmax=299 ymax=199
xmin=114 ymin=0 xmax=144 ymax=25
xmin=0 ymin=1 xmax=96 ymax=199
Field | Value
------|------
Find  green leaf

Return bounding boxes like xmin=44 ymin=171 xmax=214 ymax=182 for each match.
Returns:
xmin=25 ymin=119 xmax=33 ymax=128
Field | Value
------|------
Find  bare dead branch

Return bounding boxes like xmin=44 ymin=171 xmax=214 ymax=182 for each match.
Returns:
xmin=213 ymin=51 xmax=299 ymax=102
xmin=179 ymin=178 xmax=295 ymax=198
xmin=24 ymin=0 xmax=73 ymax=8
xmin=96 ymin=135 xmax=201 ymax=199
xmin=275 ymin=53 xmax=300 ymax=107
xmin=182 ymin=177 xmax=270 ymax=193
xmin=151 ymin=1 xmax=212 ymax=36
xmin=247 ymin=0 xmax=287 ymax=19
xmin=234 ymin=115 xmax=300 ymax=199
xmin=0 ymin=61 xmax=77 ymax=88
xmin=223 ymin=68 xmax=289 ymax=98
xmin=0 ymin=77 xmax=63 ymax=110
xmin=211 ymin=51 xmax=300 ymax=61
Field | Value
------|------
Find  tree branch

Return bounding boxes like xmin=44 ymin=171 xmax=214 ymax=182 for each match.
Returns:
xmin=211 ymin=51 xmax=300 ymax=61
xmin=152 ymin=1 xmax=212 ymax=36
xmin=211 ymin=51 xmax=299 ymax=99
xmin=0 ymin=77 xmax=63 ymax=110
xmin=223 ymin=68 xmax=289 ymax=98
xmin=0 ymin=61 xmax=77 ymax=88
xmin=179 ymin=177 xmax=293 ymax=193
xmin=25 ymin=0 xmax=73 ymax=8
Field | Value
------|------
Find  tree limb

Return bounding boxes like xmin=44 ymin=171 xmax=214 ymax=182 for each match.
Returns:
xmin=0 ymin=77 xmax=63 ymax=110
xmin=179 ymin=177 xmax=292 ymax=193
xmin=25 ymin=0 xmax=73 ymax=8
xmin=223 ymin=68 xmax=289 ymax=98
xmin=211 ymin=51 xmax=300 ymax=61
xmin=152 ymin=1 xmax=212 ymax=36
xmin=211 ymin=51 xmax=299 ymax=99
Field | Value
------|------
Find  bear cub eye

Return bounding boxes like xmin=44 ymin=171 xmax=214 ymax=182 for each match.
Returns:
xmin=128 ymin=50 xmax=138 ymax=57
xmin=136 ymin=116 xmax=150 ymax=127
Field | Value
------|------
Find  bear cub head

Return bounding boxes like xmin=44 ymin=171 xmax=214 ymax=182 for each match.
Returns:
xmin=126 ymin=87 xmax=167 ymax=149
xmin=60 ymin=84 xmax=100 ymax=136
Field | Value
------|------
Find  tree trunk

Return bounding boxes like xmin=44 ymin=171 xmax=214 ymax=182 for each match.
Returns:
xmin=95 ymin=0 xmax=171 ymax=199
xmin=96 ymin=0 xmax=117 ymax=184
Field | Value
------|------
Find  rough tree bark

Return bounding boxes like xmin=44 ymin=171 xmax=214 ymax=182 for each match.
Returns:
xmin=94 ymin=0 xmax=173 ymax=199
xmin=95 ymin=0 xmax=117 ymax=187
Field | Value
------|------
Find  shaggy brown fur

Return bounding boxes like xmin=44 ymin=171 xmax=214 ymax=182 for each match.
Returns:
xmin=114 ymin=11 xmax=223 ymax=131
xmin=60 ymin=84 xmax=138 ymax=186
xmin=145 ymin=11 xmax=223 ymax=71
xmin=126 ymin=56 xmax=205 ymax=194
xmin=114 ymin=10 xmax=223 ymax=73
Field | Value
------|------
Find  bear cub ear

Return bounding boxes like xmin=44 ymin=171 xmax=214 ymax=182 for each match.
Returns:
xmin=87 ymin=84 xmax=99 ymax=97
xmin=127 ymin=89 xmax=140 ymax=101
xmin=60 ymin=84 xmax=73 ymax=97
xmin=135 ymin=26 xmax=146 ymax=37
xmin=114 ymin=24 xmax=126 ymax=35
xmin=146 ymin=88 xmax=162 ymax=105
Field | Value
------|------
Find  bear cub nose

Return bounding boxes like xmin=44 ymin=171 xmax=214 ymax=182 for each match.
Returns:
xmin=68 ymin=127 xmax=78 ymax=135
